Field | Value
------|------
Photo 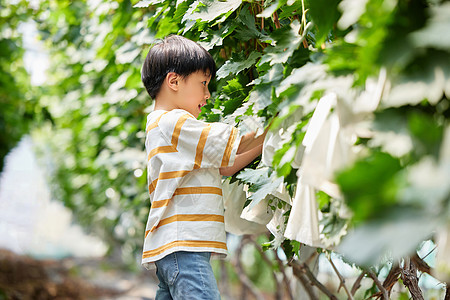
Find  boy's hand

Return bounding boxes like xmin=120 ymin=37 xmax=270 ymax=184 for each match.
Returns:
xmin=237 ymin=115 xmax=276 ymax=154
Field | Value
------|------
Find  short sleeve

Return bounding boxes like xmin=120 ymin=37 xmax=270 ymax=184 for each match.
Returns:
xmin=158 ymin=109 xmax=241 ymax=169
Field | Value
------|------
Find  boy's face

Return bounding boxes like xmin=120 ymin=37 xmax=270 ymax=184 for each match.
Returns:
xmin=177 ymin=71 xmax=211 ymax=118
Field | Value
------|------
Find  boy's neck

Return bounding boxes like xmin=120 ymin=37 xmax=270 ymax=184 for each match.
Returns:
xmin=154 ymin=85 xmax=179 ymax=111
xmin=154 ymin=98 xmax=177 ymax=112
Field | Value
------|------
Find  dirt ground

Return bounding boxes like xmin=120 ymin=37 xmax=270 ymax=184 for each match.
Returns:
xmin=0 ymin=249 xmax=158 ymax=300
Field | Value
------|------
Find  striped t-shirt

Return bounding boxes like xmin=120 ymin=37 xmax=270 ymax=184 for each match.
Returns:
xmin=142 ymin=109 xmax=241 ymax=269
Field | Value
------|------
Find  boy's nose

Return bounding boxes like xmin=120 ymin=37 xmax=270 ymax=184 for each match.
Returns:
xmin=205 ymin=90 xmax=210 ymax=100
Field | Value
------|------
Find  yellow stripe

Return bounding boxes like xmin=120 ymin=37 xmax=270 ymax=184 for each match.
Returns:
xmin=150 ymin=214 xmax=224 ymax=232
xmin=149 ymin=185 xmax=223 ymax=216
xmin=159 ymin=169 xmax=191 ymax=179
xmin=171 ymin=113 xmax=191 ymax=148
xmin=146 ymin=112 xmax=168 ymax=133
xmin=147 ymin=145 xmax=174 ymax=161
xmin=150 ymin=198 xmax=171 ymax=210
xmin=148 ymin=170 xmax=192 ymax=194
xmin=147 ymin=113 xmax=192 ymax=162
xmin=221 ymin=128 xmax=238 ymax=167
xmin=147 ymin=115 xmax=208 ymax=194
xmin=148 ymin=178 xmax=158 ymax=194
xmin=142 ymin=240 xmax=227 ymax=258
xmin=194 ymin=125 xmax=211 ymax=169
xmin=173 ymin=186 xmax=222 ymax=196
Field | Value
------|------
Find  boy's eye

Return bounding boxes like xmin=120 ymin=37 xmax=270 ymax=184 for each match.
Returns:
xmin=202 ymin=81 xmax=207 ymax=86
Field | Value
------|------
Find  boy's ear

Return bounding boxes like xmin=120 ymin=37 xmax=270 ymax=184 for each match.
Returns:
xmin=166 ymin=72 xmax=179 ymax=92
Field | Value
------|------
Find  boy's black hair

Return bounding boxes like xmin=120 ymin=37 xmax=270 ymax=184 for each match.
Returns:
xmin=141 ymin=35 xmax=216 ymax=99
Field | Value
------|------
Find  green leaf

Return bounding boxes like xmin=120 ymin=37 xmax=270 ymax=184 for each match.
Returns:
xmin=198 ymin=22 xmax=236 ymax=50
xmin=236 ymin=167 xmax=284 ymax=208
xmin=155 ymin=7 xmax=180 ymax=38
xmin=275 ymin=63 xmax=326 ymax=97
xmin=307 ymin=0 xmax=341 ymax=46
xmin=256 ymin=0 xmax=282 ymax=18
xmin=336 ymin=151 xmax=403 ymax=223
xmin=320 ymin=210 xmax=347 ymax=242
xmin=316 ymin=191 xmax=331 ymax=210
xmin=173 ymin=1 xmax=191 ymax=21
xmin=249 ymin=63 xmax=284 ymax=86
xmin=324 ymin=42 xmax=360 ymax=75
xmin=278 ymin=0 xmax=303 ymax=20
xmin=273 ymin=119 xmax=306 ymax=177
xmin=408 ymin=110 xmax=444 ymax=158
xmin=216 ymin=51 xmax=261 ymax=79
xmin=247 ymin=84 xmax=273 ymax=114
xmin=338 ymin=209 xmax=438 ymax=265
xmin=260 ymin=19 xmax=307 ymax=65
xmin=219 ymin=77 xmax=248 ymax=115
xmin=183 ymin=0 xmax=242 ymax=23
xmin=235 ymin=6 xmax=271 ymax=42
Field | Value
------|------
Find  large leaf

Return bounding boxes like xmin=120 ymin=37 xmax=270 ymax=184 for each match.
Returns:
xmin=260 ymin=19 xmax=310 ymax=65
xmin=336 ymin=152 xmax=403 ymax=223
xmin=236 ymin=167 xmax=284 ymax=208
xmin=235 ymin=6 xmax=271 ymax=42
xmin=338 ymin=209 xmax=438 ymax=265
xmin=218 ymin=77 xmax=249 ymax=116
xmin=275 ymin=63 xmax=327 ymax=97
xmin=216 ymin=51 xmax=261 ymax=79
xmin=307 ymin=0 xmax=341 ymax=46
xmin=249 ymin=62 xmax=283 ymax=86
xmin=182 ymin=0 xmax=242 ymax=23
xmin=257 ymin=0 xmax=283 ymax=18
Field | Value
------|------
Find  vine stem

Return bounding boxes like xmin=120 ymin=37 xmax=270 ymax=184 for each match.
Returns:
xmin=260 ymin=0 xmax=264 ymax=33
xmin=301 ymin=0 xmax=306 ymax=30
xmin=412 ymin=252 xmax=432 ymax=275
xmin=273 ymin=11 xmax=281 ymax=29
xmin=231 ymin=237 xmax=265 ymax=300
xmin=350 ymin=271 xmax=365 ymax=296
xmin=289 ymin=259 xmax=338 ymax=300
xmin=401 ymin=258 xmax=424 ymax=300
xmin=296 ymin=271 xmax=319 ymax=300
xmin=367 ymin=270 xmax=389 ymax=300
xmin=274 ymin=251 xmax=294 ymax=300
xmin=326 ymin=253 xmax=353 ymax=300
xmin=248 ymin=237 xmax=282 ymax=300
xmin=300 ymin=0 xmax=308 ymax=48
xmin=372 ymin=263 xmax=401 ymax=299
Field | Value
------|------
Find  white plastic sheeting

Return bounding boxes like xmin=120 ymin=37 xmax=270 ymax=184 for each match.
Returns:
xmin=222 ymin=180 xmax=267 ymax=235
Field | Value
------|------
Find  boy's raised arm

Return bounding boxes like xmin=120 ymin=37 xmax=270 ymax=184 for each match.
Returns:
xmin=222 ymin=120 xmax=277 ymax=176
xmin=237 ymin=131 xmax=265 ymax=154
xmin=219 ymin=143 xmax=263 ymax=177
xmin=221 ymin=117 xmax=276 ymax=176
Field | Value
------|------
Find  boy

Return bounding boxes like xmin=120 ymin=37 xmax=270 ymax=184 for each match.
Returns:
xmin=141 ymin=35 xmax=267 ymax=299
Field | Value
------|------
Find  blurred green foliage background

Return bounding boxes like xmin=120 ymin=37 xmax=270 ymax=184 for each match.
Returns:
xmin=1 ymin=0 xmax=449 ymax=297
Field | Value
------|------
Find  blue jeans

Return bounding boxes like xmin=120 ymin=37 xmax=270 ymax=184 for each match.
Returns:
xmin=155 ymin=251 xmax=221 ymax=300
